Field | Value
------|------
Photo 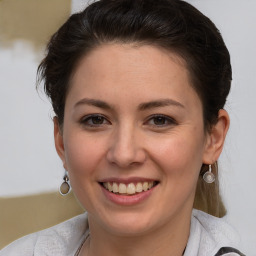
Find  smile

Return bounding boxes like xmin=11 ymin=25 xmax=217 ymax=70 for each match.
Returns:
xmin=101 ymin=181 xmax=158 ymax=195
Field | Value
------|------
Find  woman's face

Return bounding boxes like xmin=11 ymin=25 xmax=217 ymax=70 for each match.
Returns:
xmin=55 ymin=44 xmax=213 ymax=236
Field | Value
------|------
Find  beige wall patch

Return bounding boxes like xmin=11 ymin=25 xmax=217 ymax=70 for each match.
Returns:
xmin=0 ymin=0 xmax=71 ymax=50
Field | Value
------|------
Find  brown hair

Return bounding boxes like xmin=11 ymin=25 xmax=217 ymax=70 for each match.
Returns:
xmin=38 ymin=0 xmax=231 ymax=217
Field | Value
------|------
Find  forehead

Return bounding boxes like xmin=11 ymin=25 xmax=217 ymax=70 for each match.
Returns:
xmin=68 ymin=43 xmax=200 ymax=109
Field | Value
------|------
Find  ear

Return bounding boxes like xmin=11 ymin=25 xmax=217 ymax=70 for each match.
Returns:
xmin=203 ymin=109 xmax=230 ymax=164
xmin=53 ymin=117 xmax=67 ymax=169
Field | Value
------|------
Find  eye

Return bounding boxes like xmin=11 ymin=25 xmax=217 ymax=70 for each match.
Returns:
xmin=80 ymin=114 xmax=110 ymax=127
xmin=146 ymin=114 xmax=177 ymax=127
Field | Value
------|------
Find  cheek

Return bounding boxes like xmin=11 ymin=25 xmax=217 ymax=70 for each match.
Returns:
xmin=62 ymin=134 xmax=108 ymax=210
xmin=63 ymin=134 xmax=106 ymax=180
xmin=148 ymin=131 xmax=205 ymax=179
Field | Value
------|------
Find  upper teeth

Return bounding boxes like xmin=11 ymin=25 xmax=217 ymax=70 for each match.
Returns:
xmin=103 ymin=181 xmax=154 ymax=195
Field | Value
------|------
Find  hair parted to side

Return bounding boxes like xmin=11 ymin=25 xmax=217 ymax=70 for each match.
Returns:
xmin=37 ymin=0 xmax=232 ymax=217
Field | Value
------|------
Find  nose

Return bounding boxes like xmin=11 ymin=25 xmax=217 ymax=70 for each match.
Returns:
xmin=106 ymin=124 xmax=146 ymax=168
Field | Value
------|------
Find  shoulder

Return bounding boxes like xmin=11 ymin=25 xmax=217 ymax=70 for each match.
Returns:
xmin=192 ymin=209 xmax=240 ymax=244
xmin=0 ymin=213 xmax=88 ymax=256
xmin=184 ymin=209 xmax=244 ymax=256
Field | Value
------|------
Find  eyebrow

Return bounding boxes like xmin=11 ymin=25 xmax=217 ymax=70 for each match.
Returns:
xmin=74 ymin=98 xmax=112 ymax=110
xmin=138 ymin=99 xmax=185 ymax=111
xmin=74 ymin=98 xmax=184 ymax=110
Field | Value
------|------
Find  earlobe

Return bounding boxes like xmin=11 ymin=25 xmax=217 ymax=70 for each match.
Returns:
xmin=53 ymin=117 xmax=67 ymax=169
xmin=203 ymin=109 xmax=230 ymax=164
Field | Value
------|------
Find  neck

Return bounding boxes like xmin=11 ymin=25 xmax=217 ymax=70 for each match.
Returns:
xmin=81 ymin=210 xmax=191 ymax=256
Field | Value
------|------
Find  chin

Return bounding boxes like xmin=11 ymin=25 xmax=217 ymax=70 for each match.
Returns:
xmin=93 ymin=209 xmax=159 ymax=237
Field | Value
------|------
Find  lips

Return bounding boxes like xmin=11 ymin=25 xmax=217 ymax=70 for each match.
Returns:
xmin=100 ymin=181 xmax=158 ymax=195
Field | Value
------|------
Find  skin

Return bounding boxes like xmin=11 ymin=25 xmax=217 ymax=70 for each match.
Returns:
xmin=54 ymin=44 xmax=229 ymax=256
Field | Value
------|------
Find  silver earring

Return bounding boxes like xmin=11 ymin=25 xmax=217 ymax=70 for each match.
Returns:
xmin=59 ymin=171 xmax=71 ymax=195
xmin=203 ymin=164 xmax=215 ymax=184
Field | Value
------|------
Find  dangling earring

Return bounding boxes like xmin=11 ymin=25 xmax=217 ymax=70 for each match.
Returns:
xmin=59 ymin=171 xmax=71 ymax=195
xmin=203 ymin=164 xmax=215 ymax=184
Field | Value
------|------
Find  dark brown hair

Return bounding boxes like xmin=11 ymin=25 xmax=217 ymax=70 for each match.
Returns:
xmin=38 ymin=0 xmax=231 ymax=217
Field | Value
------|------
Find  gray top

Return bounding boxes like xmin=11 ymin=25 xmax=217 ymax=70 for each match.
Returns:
xmin=0 ymin=209 xmax=243 ymax=256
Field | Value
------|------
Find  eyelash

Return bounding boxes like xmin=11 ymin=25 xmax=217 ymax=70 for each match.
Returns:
xmin=80 ymin=114 xmax=177 ymax=128
xmin=145 ymin=114 xmax=177 ymax=127
xmin=80 ymin=114 xmax=110 ymax=127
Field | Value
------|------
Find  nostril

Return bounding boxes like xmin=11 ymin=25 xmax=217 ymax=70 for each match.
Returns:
xmin=107 ymin=153 xmax=147 ymax=168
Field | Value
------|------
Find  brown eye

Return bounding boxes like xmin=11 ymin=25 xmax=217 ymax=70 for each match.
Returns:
xmin=153 ymin=116 xmax=167 ymax=125
xmin=146 ymin=114 xmax=177 ymax=127
xmin=81 ymin=114 xmax=110 ymax=127
xmin=91 ymin=116 xmax=105 ymax=124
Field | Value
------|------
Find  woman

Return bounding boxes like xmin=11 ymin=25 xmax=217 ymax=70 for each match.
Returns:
xmin=0 ymin=0 xmax=245 ymax=255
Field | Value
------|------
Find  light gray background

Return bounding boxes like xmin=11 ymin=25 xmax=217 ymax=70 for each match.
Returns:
xmin=0 ymin=0 xmax=255 ymax=254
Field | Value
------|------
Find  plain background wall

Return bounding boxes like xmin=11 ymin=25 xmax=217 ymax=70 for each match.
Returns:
xmin=0 ymin=0 xmax=255 ymax=254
